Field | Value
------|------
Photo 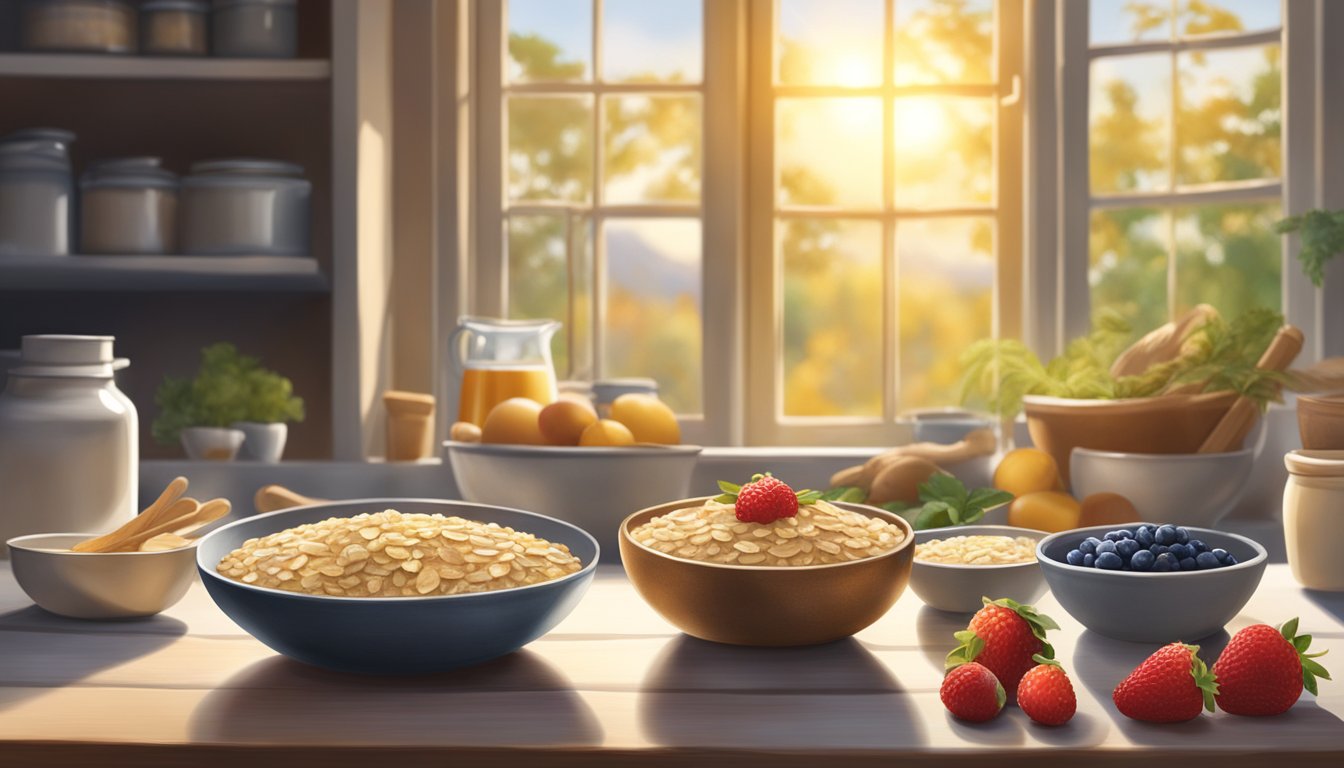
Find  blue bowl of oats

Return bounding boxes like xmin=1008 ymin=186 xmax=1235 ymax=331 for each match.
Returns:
xmin=197 ymin=499 xmax=598 ymax=675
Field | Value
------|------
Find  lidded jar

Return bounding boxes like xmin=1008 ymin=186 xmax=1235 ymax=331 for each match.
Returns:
xmin=0 ymin=336 xmax=137 ymax=555
xmin=1282 ymin=449 xmax=1344 ymax=591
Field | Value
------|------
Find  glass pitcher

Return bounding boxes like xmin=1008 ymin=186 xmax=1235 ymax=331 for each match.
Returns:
xmin=449 ymin=316 xmax=561 ymax=425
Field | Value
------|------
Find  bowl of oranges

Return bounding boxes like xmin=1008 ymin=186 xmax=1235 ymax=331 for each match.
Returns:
xmin=445 ymin=393 xmax=701 ymax=562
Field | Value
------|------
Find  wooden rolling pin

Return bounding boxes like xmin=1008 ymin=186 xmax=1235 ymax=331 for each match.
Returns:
xmin=254 ymin=484 xmax=326 ymax=514
xmin=1198 ymin=324 xmax=1304 ymax=453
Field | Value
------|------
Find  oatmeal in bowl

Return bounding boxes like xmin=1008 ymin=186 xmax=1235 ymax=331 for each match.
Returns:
xmin=619 ymin=473 xmax=915 ymax=646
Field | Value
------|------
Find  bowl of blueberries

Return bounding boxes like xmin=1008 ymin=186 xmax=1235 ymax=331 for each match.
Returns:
xmin=1036 ymin=523 xmax=1268 ymax=643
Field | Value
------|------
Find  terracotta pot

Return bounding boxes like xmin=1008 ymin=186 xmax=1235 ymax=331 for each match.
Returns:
xmin=1297 ymin=394 xmax=1344 ymax=450
xmin=1023 ymin=391 xmax=1238 ymax=487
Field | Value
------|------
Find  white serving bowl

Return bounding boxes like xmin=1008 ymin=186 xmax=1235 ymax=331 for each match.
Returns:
xmin=7 ymin=533 xmax=198 ymax=619
xmin=1070 ymin=447 xmax=1253 ymax=528
xmin=445 ymin=441 xmax=702 ymax=562
xmin=909 ymin=524 xmax=1050 ymax=613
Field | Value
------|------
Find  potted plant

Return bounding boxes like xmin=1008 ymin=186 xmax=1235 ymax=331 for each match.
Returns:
xmin=152 ymin=343 xmax=303 ymax=462
xmin=1275 ymin=208 xmax=1344 ymax=288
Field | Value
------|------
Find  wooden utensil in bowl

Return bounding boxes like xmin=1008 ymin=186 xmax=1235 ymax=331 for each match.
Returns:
xmin=1198 ymin=324 xmax=1304 ymax=453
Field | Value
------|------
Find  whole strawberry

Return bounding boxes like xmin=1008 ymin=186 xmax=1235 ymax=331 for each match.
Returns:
xmin=1214 ymin=618 xmax=1331 ymax=716
xmin=946 ymin=597 xmax=1059 ymax=697
xmin=941 ymin=662 xmax=1006 ymax=722
xmin=1113 ymin=643 xmax=1218 ymax=723
xmin=714 ymin=473 xmax=821 ymax=524
xmin=1017 ymin=655 xmax=1076 ymax=726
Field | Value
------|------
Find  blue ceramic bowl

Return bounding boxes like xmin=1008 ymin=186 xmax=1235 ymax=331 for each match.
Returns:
xmin=1036 ymin=523 xmax=1267 ymax=643
xmin=197 ymin=499 xmax=598 ymax=675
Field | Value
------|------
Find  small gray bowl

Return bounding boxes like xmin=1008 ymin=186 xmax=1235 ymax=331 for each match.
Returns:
xmin=1037 ymin=524 xmax=1268 ymax=643
xmin=7 ymin=533 xmax=198 ymax=620
xmin=196 ymin=499 xmax=598 ymax=675
xmin=910 ymin=525 xmax=1049 ymax=613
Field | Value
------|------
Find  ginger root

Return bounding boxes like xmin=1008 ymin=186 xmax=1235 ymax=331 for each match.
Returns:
xmin=828 ymin=427 xmax=996 ymax=496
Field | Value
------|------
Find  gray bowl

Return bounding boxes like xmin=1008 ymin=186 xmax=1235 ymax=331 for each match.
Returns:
xmin=7 ymin=533 xmax=198 ymax=620
xmin=1036 ymin=524 xmax=1267 ymax=643
xmin=196 ymin=499 xmax=598 ymax=675
xmin=445 ymin=441 xmax=702 ymax=562
xmin=910 ymin=525 xmax=1049 ymax=613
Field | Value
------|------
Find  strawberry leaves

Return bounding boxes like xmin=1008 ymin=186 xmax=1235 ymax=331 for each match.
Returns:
xmin=713 ymin=473 xmax=821 ymax=506
xmin=985 ymin=597 xmax=1061 ymax=660
xmin=1185 ymin=644 xmax=1220 ymax=713
xmin=946 ymin=629 xmax=986 ymax=670
xmin=1280 ymin=617 xmax=1332 ymax=696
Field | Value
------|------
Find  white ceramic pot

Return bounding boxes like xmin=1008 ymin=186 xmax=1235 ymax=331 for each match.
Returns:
xmin=0 ymin=336 xmax=137 ymax=557
xmin=181 ymin=427 xmax=246 ymax=461
xmin=231 ymin=421 xmax=287 ymax=463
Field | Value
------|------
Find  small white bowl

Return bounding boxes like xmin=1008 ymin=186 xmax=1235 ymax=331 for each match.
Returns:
xmin=1070 ymin=448 xmax=1253 ymax=528
xmin=909 ymin=524 xmax=1050 ymax=613
xmin=445 ymin=441 xmax=702 ymax=562
xmin=7 ymin=533 xmax=198 ymax=619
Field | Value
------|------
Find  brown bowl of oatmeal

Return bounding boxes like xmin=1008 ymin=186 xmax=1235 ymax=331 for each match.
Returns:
xmin=619 ymin=497 xmax=915 ymax=646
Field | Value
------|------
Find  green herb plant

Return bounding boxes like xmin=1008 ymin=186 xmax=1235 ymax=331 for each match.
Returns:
xmin=959 ymin=307 xmax=1286 ymax=419
xmin=823 ymin=476 xmax=1012 ymax=531
xmin=1275 ymin=209 xmax=1344 ymax=288
xmin=152 ymin=343 xmax=305 ymax=445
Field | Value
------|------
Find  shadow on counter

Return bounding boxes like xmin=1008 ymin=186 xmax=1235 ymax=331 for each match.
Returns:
xmin=637 ymin=635 xmax=934 ymax=749
xmin=0 ymin=605 xmax=186 ymax=712
xmin=189 ymin=649 xmax=602 ymax=747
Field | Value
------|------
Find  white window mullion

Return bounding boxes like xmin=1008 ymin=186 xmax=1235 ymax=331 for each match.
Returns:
xmin=882 ymin=0 xmax=897 ymax=422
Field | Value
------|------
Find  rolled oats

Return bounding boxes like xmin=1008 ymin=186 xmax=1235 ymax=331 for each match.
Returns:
xmin=217 ymin=510 xmax=583 ymax=597
xmin=630 ymin=500 xmax=905 ymax=567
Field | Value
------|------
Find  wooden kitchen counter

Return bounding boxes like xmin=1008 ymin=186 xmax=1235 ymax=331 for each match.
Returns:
xmin=1 ymin=557 xmax=1342 ymax=767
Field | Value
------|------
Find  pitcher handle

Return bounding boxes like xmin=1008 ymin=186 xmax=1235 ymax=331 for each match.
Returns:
xmin=447 ymin=326 xmax=471 ymax=377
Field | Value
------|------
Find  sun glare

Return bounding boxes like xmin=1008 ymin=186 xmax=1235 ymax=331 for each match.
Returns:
xmin=893 ymin=98 xmax=948 ymax=152
xmin=830 ymin=53 xmax=875 ymax=88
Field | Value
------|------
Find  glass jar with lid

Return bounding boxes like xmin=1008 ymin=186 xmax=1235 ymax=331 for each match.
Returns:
xmin=0 ymin=130 xmax=75 ymax=258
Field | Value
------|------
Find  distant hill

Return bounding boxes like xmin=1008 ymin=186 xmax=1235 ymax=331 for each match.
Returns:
xmin=606 ymin=227 xmax=701 ymax=305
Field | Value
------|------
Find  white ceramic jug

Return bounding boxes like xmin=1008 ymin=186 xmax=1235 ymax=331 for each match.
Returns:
xmin=0 ymin=336 xmax=137 ymax=556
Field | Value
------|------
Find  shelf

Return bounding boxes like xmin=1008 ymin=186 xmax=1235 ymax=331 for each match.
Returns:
xmin=0 ymin=54 xmax=330 ymax=81
xmin=0 ymin=255 xmax=328 ymax=292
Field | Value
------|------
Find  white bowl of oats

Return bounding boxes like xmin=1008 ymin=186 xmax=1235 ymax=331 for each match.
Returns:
xmin=619 ymin=496 xmax=915 ymax=646
xmin=197 ymin=498 xmax=598 ymax=674
xmin=909 ymin=524 xmax=1049 ymax=614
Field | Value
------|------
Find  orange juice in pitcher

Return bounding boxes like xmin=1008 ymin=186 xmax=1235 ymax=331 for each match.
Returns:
xmin=449 ymin=317 xmax=560 ymax=426
xmin=458 ymin=365 xmax=556 ymax=425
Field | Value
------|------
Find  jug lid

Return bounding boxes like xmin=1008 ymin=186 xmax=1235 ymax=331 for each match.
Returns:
xmin=11 ymin=335 xmax=129 ymax=379
xmin=457 ymin=315 xmax=561 ymax=330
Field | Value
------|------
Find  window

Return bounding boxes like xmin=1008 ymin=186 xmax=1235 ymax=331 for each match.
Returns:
xmin=476 ymin=0 xmax=706 ymax=417
xmin=1080 ymin=0 xmax=1283 ymax=337
xmin=747 ymin=0 xmax=1022 ymax=444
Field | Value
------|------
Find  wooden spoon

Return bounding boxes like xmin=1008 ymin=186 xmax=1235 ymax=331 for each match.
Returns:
xmin=1198 ymin=324 xmax=1304 ymax=453
xmin=72 ymin=476 xmax=189 ymax=553
xmin=109 ymin=498 xmax=232 ymax=553
xmin=254 ymin=484 xmax=326 ymax=514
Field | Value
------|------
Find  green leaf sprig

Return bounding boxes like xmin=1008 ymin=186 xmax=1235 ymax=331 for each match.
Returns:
xmin=911 ymin=475 xmax=1013 ymax=531
xmin=1276 ymin=209 xmax=1344 ymax=288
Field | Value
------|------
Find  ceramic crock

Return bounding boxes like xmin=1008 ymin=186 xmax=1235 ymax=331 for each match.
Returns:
xmin=1283 ymin=449 xmax=1344 ymax=591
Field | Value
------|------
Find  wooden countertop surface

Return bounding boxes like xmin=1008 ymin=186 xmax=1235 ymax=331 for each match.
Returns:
xmin=1 ymin=557 xmax=1342 ymax=767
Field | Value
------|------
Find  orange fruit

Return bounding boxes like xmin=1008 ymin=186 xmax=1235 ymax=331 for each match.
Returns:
xmin=610 ymin=393 xmax=680 ymax=444
xmin=1008 ymin=491 xmax=1081 ymax=533
xmin=480 ymin=398 xmax=546 ymax=445
xmin=993 ymin=448 xmax=1063 ymax=497
xmin=578 ymin=419 xmax=636 ymax=447
xmin=538 ymin=400 xmax=598 ymax=446
xmin=1078 ymin=492 xmax=1141 ymax=528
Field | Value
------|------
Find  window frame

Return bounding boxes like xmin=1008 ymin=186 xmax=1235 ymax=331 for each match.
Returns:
xmin=472 ymin=0 xmax=740 ymax=445
xmin=1053 ymin=0 xmax=1325 ymax=356
xmin=744 ymin=0 xmax=1024 ymax=445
